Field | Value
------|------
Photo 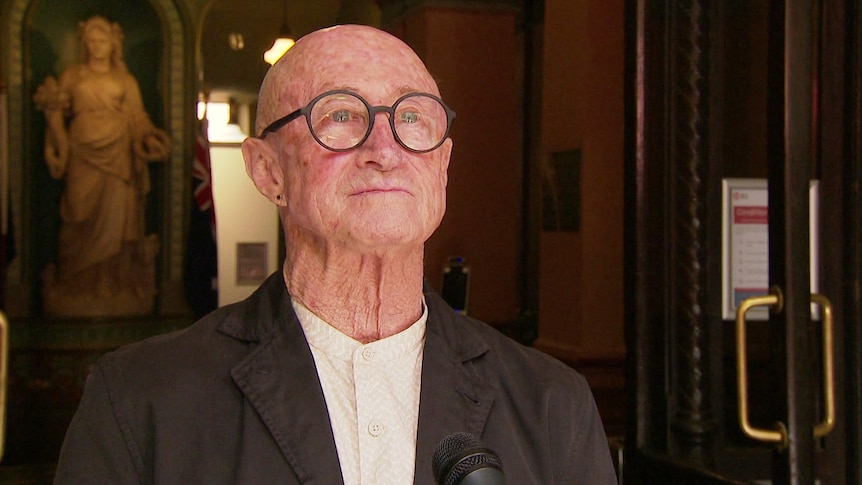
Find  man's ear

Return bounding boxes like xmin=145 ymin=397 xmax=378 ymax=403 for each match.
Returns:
xmin=439 ymin=138 xmax=453 ymax=186
xmin=241 ymin=137 xmax=287 ymax=205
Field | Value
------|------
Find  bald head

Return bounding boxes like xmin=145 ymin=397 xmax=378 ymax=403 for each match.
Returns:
xmin=254 ymin=24 xmax=439 ymax=136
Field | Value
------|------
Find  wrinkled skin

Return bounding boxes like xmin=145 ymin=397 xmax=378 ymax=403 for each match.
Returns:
xmin=242 ymin=25 xmax=453 ymax=342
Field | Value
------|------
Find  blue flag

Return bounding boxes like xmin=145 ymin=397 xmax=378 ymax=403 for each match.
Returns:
xmin=183 ymin=118 xmax=218 ymax=318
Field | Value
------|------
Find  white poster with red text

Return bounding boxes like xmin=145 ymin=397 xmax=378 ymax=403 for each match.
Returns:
xmin=722 ymin=179 xmax=819 ymax=320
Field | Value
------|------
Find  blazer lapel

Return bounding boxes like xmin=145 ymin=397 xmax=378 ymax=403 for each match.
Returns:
xmin=229 ymin=281 xmax=344 ymax=484
xmin=413 ymin=294 xmax=495 ymax=485
xmin=223 ymin=275 xmax=491 ymax=485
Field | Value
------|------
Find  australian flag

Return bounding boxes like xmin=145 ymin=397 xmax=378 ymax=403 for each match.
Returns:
xmin=184 ymin=118 xmax=218 ymax=318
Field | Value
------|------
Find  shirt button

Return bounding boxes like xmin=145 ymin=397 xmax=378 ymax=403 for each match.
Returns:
xmin=367 ymin=420 xmax=384 ymax=437
xmin=361 ymin=347 xmax=374 ymax=361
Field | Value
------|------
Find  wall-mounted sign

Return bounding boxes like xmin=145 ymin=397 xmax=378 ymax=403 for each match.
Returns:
xmin=721 ymin=178 xmax=819 ymax=320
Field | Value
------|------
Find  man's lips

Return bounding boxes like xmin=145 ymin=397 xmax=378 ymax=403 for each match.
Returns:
xmin=351 ymin=187 xmax=411 ymax=196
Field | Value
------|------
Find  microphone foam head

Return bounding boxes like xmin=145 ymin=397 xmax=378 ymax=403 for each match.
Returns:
xmin=432 ymin=432 xmax=503 ymax=485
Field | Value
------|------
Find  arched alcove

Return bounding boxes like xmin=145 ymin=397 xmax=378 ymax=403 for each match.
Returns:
xmin=2 ymin=0 xmax=190 ymax=317
xmin=0 ymin=0 xmax=193 ymax=469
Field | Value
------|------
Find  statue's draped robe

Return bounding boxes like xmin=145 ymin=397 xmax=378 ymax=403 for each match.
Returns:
xmin=57 ymin=66 xmax=154 ymax=278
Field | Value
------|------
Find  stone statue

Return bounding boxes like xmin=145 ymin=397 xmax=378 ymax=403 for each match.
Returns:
xmin=33 ymin=15 xmax=170 ymax=317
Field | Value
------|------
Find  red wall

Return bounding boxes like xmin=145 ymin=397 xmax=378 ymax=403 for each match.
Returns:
xmin=536 ymin=0 xmax=625 ymax=362
xmin=389 ymin=6 xmax=522 ymax=325
xmin=387 ymin=1 xmax=626 ymax=366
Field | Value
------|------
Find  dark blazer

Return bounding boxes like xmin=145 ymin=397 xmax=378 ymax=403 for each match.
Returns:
xmin=55 ymin=272 xmax=617 ymax=484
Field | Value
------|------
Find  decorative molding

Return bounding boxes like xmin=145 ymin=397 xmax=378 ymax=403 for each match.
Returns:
xmin=10 ymin=316 xmax=194 ymax=350
xmin=157 ymin=0 xmax=189 ymax=284
xmin=668 ymin=0 xmax=715 ymax=466
xmin=378 ymin=0 xmax=520 ymax=26
xmin=3 ymin=1 xmax=27 ymax=291
xmin=532 ymin=337 xmax=626 ymax=366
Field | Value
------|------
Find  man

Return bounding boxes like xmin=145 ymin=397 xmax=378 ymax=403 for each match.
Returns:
xmin=55 ymin=25 xmax=617 ymax=484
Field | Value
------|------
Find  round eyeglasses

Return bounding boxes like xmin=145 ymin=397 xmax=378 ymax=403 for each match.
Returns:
xmin=258 ymin=90 xmax=456 ymax=153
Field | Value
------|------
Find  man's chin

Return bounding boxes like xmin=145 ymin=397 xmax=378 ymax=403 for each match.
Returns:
xmin=349 ymin=226 xmax=427 ymax=253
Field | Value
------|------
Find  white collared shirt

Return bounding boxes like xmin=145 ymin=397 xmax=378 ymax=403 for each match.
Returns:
xmin=293 ymin=299 xmax=426 ymax=485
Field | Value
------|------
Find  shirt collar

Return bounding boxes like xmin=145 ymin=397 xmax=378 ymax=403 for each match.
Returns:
xmin=292 ymin=297 xmax=427 ymax=362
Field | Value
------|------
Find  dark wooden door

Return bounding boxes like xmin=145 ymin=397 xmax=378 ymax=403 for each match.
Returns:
xmin=622 ymin=1 xmax=861 ymax=483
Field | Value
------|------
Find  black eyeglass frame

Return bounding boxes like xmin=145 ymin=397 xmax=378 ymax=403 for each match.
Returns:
xmin=257 ymin=89 xmax=456 ymax=154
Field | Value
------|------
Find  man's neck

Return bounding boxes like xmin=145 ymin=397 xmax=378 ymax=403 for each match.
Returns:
xmin=284 ymin=243 xmax=425 ymax=344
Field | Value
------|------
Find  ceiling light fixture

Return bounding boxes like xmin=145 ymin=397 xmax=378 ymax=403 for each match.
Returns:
xmin=263 ymin=0 xmax=295 ymax=65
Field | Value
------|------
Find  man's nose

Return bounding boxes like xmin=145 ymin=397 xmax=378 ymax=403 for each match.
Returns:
xmin=359 ymin=112 xmax=404 ymax=170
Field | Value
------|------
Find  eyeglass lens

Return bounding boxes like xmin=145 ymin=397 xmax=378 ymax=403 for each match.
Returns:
xmin=308 ymin=92 xmax=450 ymax=152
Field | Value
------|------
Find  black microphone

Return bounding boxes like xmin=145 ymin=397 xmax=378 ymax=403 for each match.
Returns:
xmin=432 ymin=432 xmax=505 ymax=485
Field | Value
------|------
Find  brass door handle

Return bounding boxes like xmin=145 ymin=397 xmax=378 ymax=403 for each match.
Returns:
xmin=811 ymin=293 xmax=835 ymax=438
xmin=735 ymin=290 xmax=837 ymax=448
xmin=735 ymin=289 xmax=787 ymax=446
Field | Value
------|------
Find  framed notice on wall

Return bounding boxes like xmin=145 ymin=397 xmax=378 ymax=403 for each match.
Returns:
xmin=721 ymin=178 xmax=820 ymax=320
